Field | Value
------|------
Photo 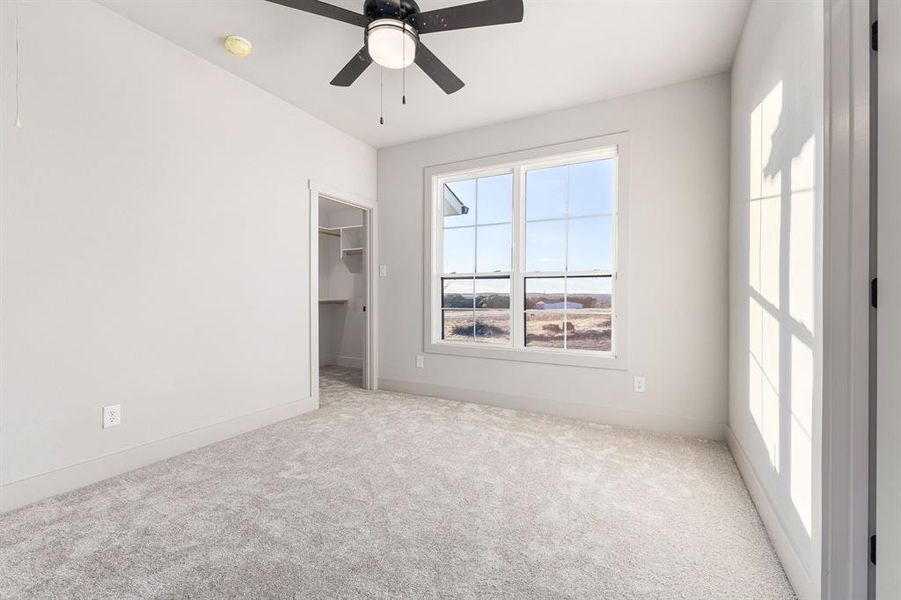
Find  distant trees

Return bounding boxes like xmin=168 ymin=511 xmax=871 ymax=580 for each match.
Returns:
xmin=525 ymin=294 xmax=611 ymax=310
xmin=566 ymin=295 xmax=612 ymax=309
xmin=443 ymin=293 xmax=471 ymax=309
xmin=444 ymin=292 xmax=612 ymax=310
xmin=443 ymin=294 xmax=511 ymax=309
xmin=476 ymin=294 xmax=510 ymax=309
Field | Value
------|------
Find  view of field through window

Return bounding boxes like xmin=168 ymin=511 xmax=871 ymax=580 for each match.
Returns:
xmin=524 ymin=276 xmax=612 ymax=351
xmin=441 ymin=172 xmax=514 ymax=345
xmin=442 ymin=276 xmax=511 ymax=344
xmin=438 ymin=155 xmax=615 ymax=353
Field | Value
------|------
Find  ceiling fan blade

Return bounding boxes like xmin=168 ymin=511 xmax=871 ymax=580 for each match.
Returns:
xmin=264 ymin=0 xmax=369 ymax=27
xmin=409 ymin=0 xmax=523 ymax=34
xmin=330 ymin=47 xmax=373 ymax=86
xmin=414 ymin=43 xmax=464 ymax=94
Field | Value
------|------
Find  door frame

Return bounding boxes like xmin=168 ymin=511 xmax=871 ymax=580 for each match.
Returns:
xmin=876 ymin=0 xmax=901 ymax=595
xmin=822 ymin=0 xmax=872 ymax=598
xmin=308 ymin=179 xmax=379 ymax=402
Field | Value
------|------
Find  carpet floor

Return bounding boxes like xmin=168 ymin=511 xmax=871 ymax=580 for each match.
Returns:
xmin=0 ymin=367 xmax=795 ymax=599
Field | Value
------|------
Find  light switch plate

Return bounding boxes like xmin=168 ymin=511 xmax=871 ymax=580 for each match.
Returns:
xmin=415 ymin=355 xmax=424 ymax=369
xmin=379 ymin=264 xmax=388 ymax=277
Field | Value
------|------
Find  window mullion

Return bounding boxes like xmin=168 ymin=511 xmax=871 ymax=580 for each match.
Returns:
xmin=563 ymin=165 xmax=570 ymax=349
xmin=473 ymin=180 xmax=479 ymax=277
xmin=512 ymin=165 xmax=524 ymax=350
xmin=471 ymin=181 xmax=478 ymax=341
xmin=433 ymin=188 xmax=443 ymax=344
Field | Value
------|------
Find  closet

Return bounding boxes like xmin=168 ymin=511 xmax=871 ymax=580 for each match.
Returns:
xmin=318 ymin=198 xmax=366 ymax=384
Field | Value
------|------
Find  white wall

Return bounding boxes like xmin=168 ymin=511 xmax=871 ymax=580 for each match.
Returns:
xmin=377 ymin=74 xmax=730 ymax=440
xmin=0 ymin=0 xmax=376 ymax=511
xmin=728 ymin=1 xmax=823 ymax=597
xmin=319 ymin=234 xmax=342 ymax=367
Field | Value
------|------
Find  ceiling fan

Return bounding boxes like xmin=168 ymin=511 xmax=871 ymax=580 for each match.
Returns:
xmin=264 ymin=0 xmax=524 ymax=94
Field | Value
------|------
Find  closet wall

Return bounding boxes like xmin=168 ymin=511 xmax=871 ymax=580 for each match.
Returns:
xmin=319 ymin=203 xmax=366 ymax=370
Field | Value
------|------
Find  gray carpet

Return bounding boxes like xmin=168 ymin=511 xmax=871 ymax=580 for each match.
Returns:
xmin=0 ymin=367 xmax=795 ymax=599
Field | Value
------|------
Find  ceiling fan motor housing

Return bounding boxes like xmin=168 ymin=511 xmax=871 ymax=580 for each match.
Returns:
xmin=363 ymin=1 xmax=420 ymax=69
xmin=363 ymin=0 xmax=421 ymax=21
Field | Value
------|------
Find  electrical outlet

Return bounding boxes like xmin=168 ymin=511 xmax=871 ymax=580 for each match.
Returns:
xmin=102 ymin=404 xmax=121 ymax=429
xmin=633 ymin=376 xmax=646 ymax=393
xmin=379 ymin=264 xmax=388 ymax=277
xmin=415 ymin=355 xmax=424 ymax=369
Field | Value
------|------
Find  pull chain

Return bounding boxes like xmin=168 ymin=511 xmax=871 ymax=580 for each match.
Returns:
xmin=402 ymin=22 xmax=407 ymax=105
xmin=379 ymin=67 xmax=384 ymax=125
xmin=15 ymin=0 xmax=22 ymax=128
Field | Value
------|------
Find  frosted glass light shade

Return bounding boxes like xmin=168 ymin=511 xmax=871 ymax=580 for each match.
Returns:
xmin=367 ymin=19 xmax=416 ymax=69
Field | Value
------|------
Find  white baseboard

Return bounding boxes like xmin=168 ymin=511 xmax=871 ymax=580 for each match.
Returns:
xmin=725 ymin=425 xmax=814 ymax=600
xmin=378 ymin=377 xmax=724 ymax=440
xmin=335 ymin=355 xmax=363 ymax=369
xmin=0 ymin=396 xmax=318 ymax=514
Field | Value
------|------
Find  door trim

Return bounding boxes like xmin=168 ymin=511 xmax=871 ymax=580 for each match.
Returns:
xmin=875 ymin=0 xmax=901 ymax=596
xmin=822 ymin=0 xmax=872 ymax=597
xmin=308 ymin=179 xmax=379 ymax=399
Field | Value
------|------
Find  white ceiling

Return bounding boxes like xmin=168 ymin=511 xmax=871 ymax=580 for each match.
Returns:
xmin=101 ymin=0 xmax=750 ymax=148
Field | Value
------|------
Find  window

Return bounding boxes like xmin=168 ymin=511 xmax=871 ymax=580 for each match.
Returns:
xmin=441 ymin=173 xmax=513 ymax=345
xmin=425 ymin=135 xmax=629 ymax=368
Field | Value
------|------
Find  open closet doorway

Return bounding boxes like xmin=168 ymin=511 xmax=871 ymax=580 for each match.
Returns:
xmin=316 ymin=195 xmax=372 ymax=393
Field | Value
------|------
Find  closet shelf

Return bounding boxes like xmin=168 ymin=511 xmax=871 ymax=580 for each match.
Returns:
xmin=339 ymin=225 xmax=364 ymax=257
xmin=320 ymin=223 xmax=364 ymax=258
xmin=319 ymin=299 xmax=349 ymax=305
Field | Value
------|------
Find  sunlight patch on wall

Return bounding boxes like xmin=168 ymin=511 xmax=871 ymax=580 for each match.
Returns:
xmin=747 ymin=79 xmax=816 ymax=536
xmin=790 ymin=335 xmax=813 ymax=535
xmin=749 ymin=297 xmax=781 ymax=471
xmin=749 ymin=82 xmax=784 ymax=309
xmin=748 ymin=81 xmax=785 ymax=472
xmin=788 ymin=136 xmax=816 ymax=537
xmin=760 ymin=81 xmax=783 ymax=198
xmin=789 ymin=137 xmax=816 ymax=333
xmin=760 ymin=194 xmax=781 ymax=307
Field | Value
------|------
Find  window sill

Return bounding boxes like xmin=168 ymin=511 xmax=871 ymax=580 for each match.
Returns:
xmin=424 ymin=340 xmax=628 ymax=370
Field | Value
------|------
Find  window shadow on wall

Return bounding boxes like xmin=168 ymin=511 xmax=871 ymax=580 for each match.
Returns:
xmin=745 ymin=74 xmax=817 ymax=551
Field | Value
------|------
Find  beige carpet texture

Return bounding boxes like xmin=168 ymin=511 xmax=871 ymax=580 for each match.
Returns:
xmin=0 ymin=367 xmax=795 ymax=599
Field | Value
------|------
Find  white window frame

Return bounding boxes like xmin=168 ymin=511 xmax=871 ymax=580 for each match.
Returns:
xmin=422 ymin=133 xmax=630 ymax=370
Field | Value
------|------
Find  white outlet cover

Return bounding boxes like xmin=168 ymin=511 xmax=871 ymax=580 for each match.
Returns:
xmin=379 ymin=264 xmax=388 ymax=277
xmin=415 ymin=355 xmax=424 ymax=368
xmin=103 ymin=404 xmax=122 ymax=428
xmin=633 ymin=376 xmax=646 ymax=393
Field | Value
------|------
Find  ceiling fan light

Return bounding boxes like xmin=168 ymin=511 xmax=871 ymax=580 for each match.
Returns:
xmin=367 ymin=19 xmax=416 ymax=69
